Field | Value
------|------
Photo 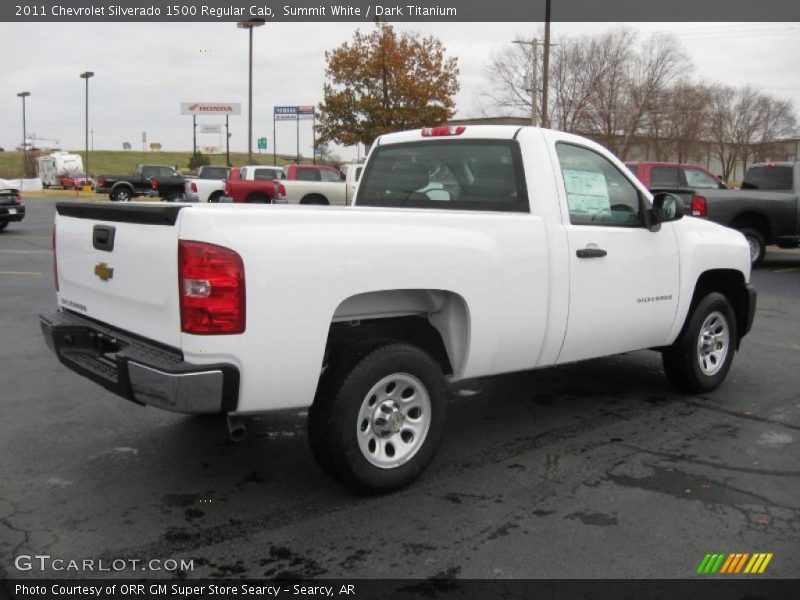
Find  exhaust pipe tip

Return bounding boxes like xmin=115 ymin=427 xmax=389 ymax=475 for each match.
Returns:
xmin=227 ymin=415 xmax=247 ymax=443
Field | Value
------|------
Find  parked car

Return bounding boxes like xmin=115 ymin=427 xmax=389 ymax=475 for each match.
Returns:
xmin=274 ymin=162 xmax=363 ymax=205
xmin=36 ymin=153 xmax=85 ymax=189
xmin=96 ymin=165 xmax=185 ymax=202
xmin=221 ymin=165 xmax=286 ymax=203
xmin=183 ymin=166 xmax=232 ymax=203
xmin=0 ymin=187 xmax=25 ymax=231
xmin=41 ymin=125 xmax=755 ymax=493
xmin=60 ymin=173 xmax=94 ymax=190
xmin=626 ymin=161 xmax=728 ymax=191
xmin=660 ymin=162 xmax=800 ymax=265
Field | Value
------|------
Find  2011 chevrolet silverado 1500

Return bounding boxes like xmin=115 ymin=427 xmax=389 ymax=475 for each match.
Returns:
xmin=40 ymin=125 xmax=756 ymax=493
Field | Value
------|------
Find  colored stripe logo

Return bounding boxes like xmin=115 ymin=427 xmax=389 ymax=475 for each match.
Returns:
xmin=697 ymin=553 xmax=773 ymax=574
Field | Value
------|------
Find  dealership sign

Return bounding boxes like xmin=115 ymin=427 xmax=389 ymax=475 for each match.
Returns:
xmin=274 ymin=105 xmax=316 ymax=121
xmin=181 ymin=102 xmax=241 ymax=116
xmin=200 ymin=124 xmax=222 ymax=133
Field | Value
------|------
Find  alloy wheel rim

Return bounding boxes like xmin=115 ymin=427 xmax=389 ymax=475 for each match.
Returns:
xmin=356 ymin=373 xmax=431 ymax=469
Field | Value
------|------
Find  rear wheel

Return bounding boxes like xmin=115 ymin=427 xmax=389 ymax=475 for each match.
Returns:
xmin=208 ymin=191 xmax=223 ymax=203
xmin=300 ymin=195 xmax=329 ymax=206
xmin=663 ymin=292 xmax=737 ymax=393
xmin=308 ymin=341 xmax=447 ymax=494
xmin=112 ymin=186 xmax=132 ymax=202
xmin=245 ymin=193 xmax=269 ymax=204
xmin=739 ymin=227 xmax=766 ymax=266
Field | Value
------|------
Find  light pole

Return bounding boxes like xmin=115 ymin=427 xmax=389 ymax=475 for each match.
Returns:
xmin=542 ymin=0 xmax=552 ymax=128
xmin=17 ymin=92 xmax=31 ymax=176
xmin=80 ymin=71 xmax=94 ymax=177
xmin=237 ymin=18 xmax=265 ymax=163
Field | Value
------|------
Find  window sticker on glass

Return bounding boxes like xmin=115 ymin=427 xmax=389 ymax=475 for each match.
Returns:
xmin=562 ymin=169 xmax=611 ymax=216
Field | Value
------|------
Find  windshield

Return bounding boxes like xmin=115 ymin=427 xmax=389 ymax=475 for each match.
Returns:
xmin=356 ymin=140 xmax=528 ymax=212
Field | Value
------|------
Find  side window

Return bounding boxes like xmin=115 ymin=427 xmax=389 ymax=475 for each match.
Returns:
xmin=555 ymin=143 xmax=644 ymax=227
xmin=159 ymin=167 xmax=177 ymax=179
xmin=684 ymin=168 xmax=720 ymax=189
xmin=141 ymin=167 xmax=157 ymax=179
xmin=320 ymin=169 xmax=342 ymax=183
xmin=650 ymin=166 xmax=680 ymax=188
xmin=295 ymin=168 xmax=320 ymax=182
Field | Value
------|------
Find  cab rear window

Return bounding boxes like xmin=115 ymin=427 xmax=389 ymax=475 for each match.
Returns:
xmin=356 ymin=140 xmax=528 ymax=212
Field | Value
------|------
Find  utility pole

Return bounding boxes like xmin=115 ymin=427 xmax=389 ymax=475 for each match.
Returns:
xmin=512 ymin=39 xmax=541 ymax=126
xmin=542 ymin=0 xmax=552 ymax=128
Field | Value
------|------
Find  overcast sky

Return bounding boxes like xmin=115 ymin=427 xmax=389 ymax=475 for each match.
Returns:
xmin=1 ymin=21 xmax=798 ymax=162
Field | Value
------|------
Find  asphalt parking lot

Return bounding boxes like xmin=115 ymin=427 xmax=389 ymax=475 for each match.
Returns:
xmin=1 ymin=197 xmax=799 ymax=580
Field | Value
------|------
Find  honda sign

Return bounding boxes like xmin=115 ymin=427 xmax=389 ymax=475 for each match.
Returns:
xmin=181 ymin=102 xmax=242 ymax=116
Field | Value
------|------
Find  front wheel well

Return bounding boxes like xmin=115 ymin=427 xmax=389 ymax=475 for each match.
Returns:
xmin=690 ymin=269 xmax=751 ymax=347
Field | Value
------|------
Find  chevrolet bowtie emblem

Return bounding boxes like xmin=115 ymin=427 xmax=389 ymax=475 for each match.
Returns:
xmin=94 ymin=262 xmax=114 ymax=282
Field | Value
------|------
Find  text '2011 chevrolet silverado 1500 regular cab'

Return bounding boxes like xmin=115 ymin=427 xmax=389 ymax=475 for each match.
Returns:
xmin=41 ymin=126 xmax=756 ymax=493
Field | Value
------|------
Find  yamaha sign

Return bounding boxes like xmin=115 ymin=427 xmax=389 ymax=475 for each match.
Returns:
xmin=180 ymin=102 xmax=241 ymax=116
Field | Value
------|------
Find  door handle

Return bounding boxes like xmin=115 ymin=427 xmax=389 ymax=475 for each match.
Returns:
xmin=576 ymin=247 xmax=607 ymax=258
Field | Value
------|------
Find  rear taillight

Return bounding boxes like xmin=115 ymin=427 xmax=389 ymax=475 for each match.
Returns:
xmin=421 ymin=126 xmax=466 ymax=137
xmin=151 ymin=179 xmax=159 ymax=190
xmin=178 ymin=240 xmax=245 ymax=335
xmin=17 ymin=193 xmax=23 ymax=205
xmin=224 ymin=182 xmax=231 ymax=195
xmin=277 ymin=183 xmax=286 ymax=197
xmin=190 ymin=182 xmax=198 ymax=193
xmin=52 ymin=224 xmax=59 ymax=292
xmin=691 ymin=195 xmax=707 ymax=217
xmin=97 ymin=177 xmax=105 ymax=186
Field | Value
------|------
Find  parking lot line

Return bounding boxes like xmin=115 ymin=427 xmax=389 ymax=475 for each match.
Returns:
xmin=774 ymin=267 xmax=799 ymax=273
xmin=0 ymin=249 xmax=50 ymax=254
xmin=0 ymin=271 xmax=43 ymax=276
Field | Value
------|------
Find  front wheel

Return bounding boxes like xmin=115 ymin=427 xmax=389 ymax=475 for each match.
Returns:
xmin=662 ymin=292 xmax=737 ymax=393
xmin=308 ymin=341 xmax=447 ymax=494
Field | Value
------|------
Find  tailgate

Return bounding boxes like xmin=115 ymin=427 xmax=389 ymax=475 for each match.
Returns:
xmin=55 ymin=202 xmax=185 ymax=348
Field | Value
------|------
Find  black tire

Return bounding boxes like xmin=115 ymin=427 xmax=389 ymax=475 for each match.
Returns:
xmin=0 ymin=221 xmax=9 ymax=231
xmin=166 ymin=193 xmax=183 ymax=203
xmin=208 ymin=191 xmax=223 ymax=204
xmin=300 ymin=195 xmax=329 ymax=206
xmin=738 ymin=227 xmax=766 ymax=266
xmin=245 ymin=193 xmax=269 ymax=204
xmin=308 ymin=340 xmax=447 ymax=494
xmin=662 ymin=292 xmax=738 ymax=394
xmin=112 ymin=186 xmax=133 ymax=202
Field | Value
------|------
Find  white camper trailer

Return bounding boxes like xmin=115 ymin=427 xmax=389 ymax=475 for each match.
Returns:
xmin=36 ymin=153 xmax=84 ymax=188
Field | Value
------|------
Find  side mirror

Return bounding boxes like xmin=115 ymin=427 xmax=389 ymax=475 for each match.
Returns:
xmin=649 ymin=192 xmax=683 ymax=231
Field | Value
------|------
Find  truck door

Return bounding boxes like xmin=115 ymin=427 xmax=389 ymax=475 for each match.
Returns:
xmin=553 ymin=142 xmax=680 ymax=364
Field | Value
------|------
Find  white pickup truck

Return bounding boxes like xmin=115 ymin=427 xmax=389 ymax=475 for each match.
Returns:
xmin=182 ymin=166 xmax=232 ymax=203
xmin=41 ymin=125 xmax=755 ymax=493
xmin=275 ymin=162 xmax=363 ymax=205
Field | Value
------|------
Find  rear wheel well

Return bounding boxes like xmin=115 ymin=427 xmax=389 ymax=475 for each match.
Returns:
xmin=325 ymin=316 xmax=453 ymax=376
xmin=730 ymin=212 xmax=771 ymax=244
xmin=691 ymin=270 xmax=750 ymax=346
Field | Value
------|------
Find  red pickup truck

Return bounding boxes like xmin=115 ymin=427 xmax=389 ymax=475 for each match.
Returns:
xmin=222 ymin=164 xmax=342 ymax=203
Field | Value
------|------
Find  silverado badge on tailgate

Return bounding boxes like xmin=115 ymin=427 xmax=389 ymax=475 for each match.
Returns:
xmin=94 ymin=262 xmax=114 ymax=282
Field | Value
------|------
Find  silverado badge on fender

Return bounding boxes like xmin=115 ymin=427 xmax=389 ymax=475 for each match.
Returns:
xmin=94 ymin=262 xmax=114 ymax=282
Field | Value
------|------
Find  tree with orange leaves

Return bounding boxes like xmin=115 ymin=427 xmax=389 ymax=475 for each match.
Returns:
xmin=317 ymin=23 xmax=460 ymax=147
